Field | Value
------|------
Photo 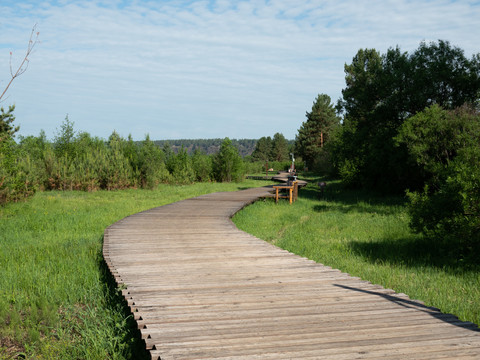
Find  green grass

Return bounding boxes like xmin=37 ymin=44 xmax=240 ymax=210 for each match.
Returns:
xmin=0 ymin=180 xmax=272 ymax=359
xmin=3 ymin=177 xmax=478 ymax=358
xmin=233 ymin=179 xmax=480 ymax=326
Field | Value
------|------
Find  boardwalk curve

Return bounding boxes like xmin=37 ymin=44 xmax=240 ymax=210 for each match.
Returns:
xmin=103 ymin=186 xmax=480 ymax=359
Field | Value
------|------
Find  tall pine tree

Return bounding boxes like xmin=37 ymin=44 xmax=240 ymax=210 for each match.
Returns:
xmin=295 ymin=94 xmax=340 ymax=169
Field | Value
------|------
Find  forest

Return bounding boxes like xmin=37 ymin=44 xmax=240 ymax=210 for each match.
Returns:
xmin=153 ymin=138 xmax=261 ymax=157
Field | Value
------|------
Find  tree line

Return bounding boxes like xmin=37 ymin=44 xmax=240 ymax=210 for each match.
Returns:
xmin=0 ymin=115 xmax=259 ymax=204
xmin=293 ymin=40 xmax=480 ymax=257
xmin=0 ymin=114 xmax=297 ymax=205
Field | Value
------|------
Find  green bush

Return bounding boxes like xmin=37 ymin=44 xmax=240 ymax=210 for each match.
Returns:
xmin=398 ymin=105 xmax=480 ymax=258
xmin=137 ymin=135 xmax=171 ymax=188
xmin=168 ymin=147 xmax=196 ymax=184
xmin=213 ymin=138 xmax=244 ymax=182
xmin=338 ymin=158 xmax=361 ymax=188
xmin=0 ymin=137 xmax=38 ymax=204
xmin=407 ymin=146 xmax=480 ymax=250
xmin=191 ymin=150 xmax=213 ymax=182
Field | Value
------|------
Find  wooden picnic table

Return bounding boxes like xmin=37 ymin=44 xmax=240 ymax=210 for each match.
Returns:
xmin=273 ymin=181 xmax=299 ymax=204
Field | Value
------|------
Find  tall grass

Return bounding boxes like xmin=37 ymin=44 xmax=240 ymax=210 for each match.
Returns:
xmin=233 ymin=179 xmax=480 ymax=326
xmin=0 ymin=180 xmax=272 ymax=359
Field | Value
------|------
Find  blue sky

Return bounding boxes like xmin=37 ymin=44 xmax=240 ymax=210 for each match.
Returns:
xmin=1 ymin=0 xmax=479 ymax=140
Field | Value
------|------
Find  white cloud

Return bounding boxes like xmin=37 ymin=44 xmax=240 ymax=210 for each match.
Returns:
xmin=0 ymin=0 xmax=479 ymax=140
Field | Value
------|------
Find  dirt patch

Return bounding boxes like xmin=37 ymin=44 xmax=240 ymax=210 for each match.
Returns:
xmin=0 ymin=336 xmax=25 ymax=359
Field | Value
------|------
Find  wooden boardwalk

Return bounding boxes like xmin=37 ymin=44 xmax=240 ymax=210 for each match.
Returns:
xmin=103 ymin=186 xmax=480 ymax=359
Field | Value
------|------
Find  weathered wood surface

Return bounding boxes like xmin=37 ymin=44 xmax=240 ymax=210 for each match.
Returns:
xmin=103 ymin=187 xmax=480 ymax=359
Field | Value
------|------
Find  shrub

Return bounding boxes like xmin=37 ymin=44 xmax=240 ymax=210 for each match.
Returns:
xmin=191 ymin=150 xmax=213 ymax=182
xmin=0 ymin=137 xmax=37 ymax=204
xmin=213 ymin=138 xmax=244 ymax=182
xmin=169 ymin=147 xmax=195 ymax=184
xmin=398 ymin=105 xmax=480 ymax=257
xmin=137 ymin=135 xmax=170 ymax=188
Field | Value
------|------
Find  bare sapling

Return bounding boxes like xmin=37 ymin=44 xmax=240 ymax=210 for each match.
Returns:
xmin=0 ymin=24 xmax=40 ymax=102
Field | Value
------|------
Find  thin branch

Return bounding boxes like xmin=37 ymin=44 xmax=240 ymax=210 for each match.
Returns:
xmin=0 ymin=24 xmax=40 ymax=102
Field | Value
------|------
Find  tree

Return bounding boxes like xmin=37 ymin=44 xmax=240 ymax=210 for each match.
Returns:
xmin=0 ymin=25 xmax=40 ymax=203
xmin=333 ymin=40 xmax=480 ymax=192
xmin=213 ymin=138 xmax=244 ymax=182
xmin=1 ymin=24 xmax=40 ymax=102
xmin=121 ymin=134 xmax=140 ymax=176
xmin=338 ymin=49 xmax=383 ymax=125
xmin=0 ymin=105 xmax=19 ymax=141
xmin=169 ymin=146 xmax=195 ymax=184
xmin=271 ymin=133 xmax=289 ymax=161
xmin=18 ymin=130 xmax=48 ymax=162
xmin=53 ymin=115 xmax=76 ymax=158
xmin=251 ymin=136 xmax=272 ymax=162
xmin=408 ymin=40 xmax=480 ymax=113
xmin=295 ymin=94 xmax=340 ymax=169
xmin=397 ymin=105 xmax=480 ymax=256
xmin=396 ymin=104 xmax=480 ymax=187
xmin=137 ymin=134 xmax=170 ymax=188
xmin=192 ymin=149 xmax=213 ymax=182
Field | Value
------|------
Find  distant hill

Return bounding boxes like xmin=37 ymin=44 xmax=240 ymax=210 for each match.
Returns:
xmin=153 ymin=139 xmax=257 ymax=157
xmin=153 ymin=138 xmax=295 ymax=158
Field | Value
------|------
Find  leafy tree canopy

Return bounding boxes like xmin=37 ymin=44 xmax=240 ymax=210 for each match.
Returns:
xmin=332 ymin=40 xmax=480 ymax=192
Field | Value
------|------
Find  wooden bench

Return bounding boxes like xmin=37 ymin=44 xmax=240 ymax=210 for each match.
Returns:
xmin=273 ymin=181 xmax=299 ymax=204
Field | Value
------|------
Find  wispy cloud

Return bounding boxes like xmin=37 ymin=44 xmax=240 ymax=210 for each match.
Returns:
xmin=1 ymin=0 xmax=479 ymax=140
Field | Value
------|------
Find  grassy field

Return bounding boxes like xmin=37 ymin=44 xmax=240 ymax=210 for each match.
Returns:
xmin=0 ymin=180 xmax=272 ymax=360
xmin=233 ymin=179 xmax=480 ymax=326
xmin=2 ymin=178 xmax=479 ymax=359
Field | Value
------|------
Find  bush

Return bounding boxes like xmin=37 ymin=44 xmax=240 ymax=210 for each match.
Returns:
xmin=213 ymin=138 xmax=244 ymax=182
xmin=311 ymin=150 xmax=335 ymax=176
xmin=169 ymin=147 xmax=195 ymax=185
xmin=137 ymin=135 xmax=170 ymax=188
xmin=0 ymin=137 xmax=38 ymax=204
xmin=398 ymin=105 xmax=480 ymax=257
xmin=408 ymin=146 xmax=480 ymax=243
xmin=191 ymin=150 xmax=213 ymax=182
xmin=338 ymin=158 xmax=361 ymax=188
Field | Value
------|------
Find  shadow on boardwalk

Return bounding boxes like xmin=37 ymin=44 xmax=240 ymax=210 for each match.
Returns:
xmin=334 ymin=284 xmax=479 ymax=332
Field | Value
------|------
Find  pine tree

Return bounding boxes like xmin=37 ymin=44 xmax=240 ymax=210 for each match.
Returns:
xmin=213 ymin=138 xmax=244 ymax=182
xmin=0 ymin=105 xmax=19 ymax=141
xmin=295 ymin=94 xmax=340 ymax=168
xmin=271 ymin=133 xmax=289 ymax=161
